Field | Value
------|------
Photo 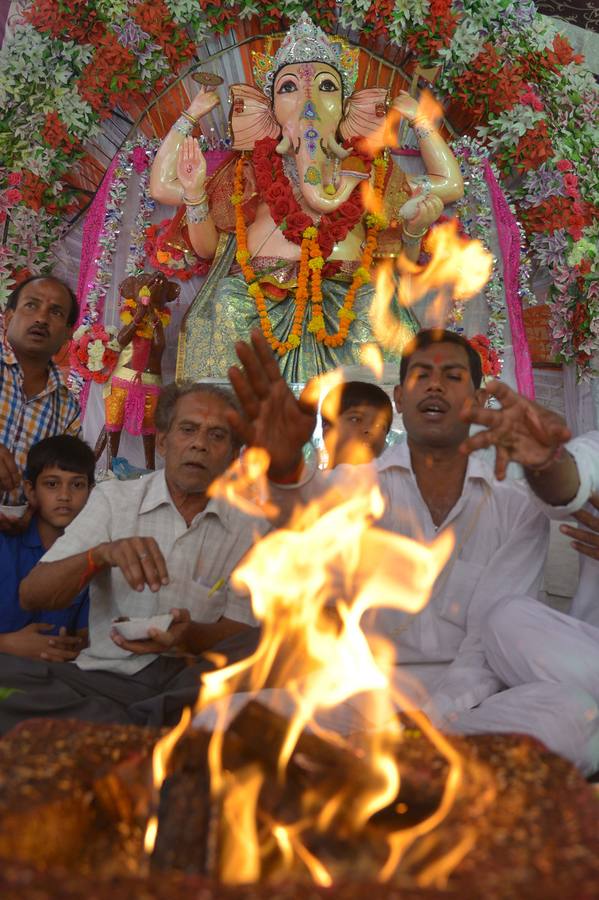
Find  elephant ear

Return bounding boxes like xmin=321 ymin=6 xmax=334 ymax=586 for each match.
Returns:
xmin=229 ymin=84 xmax=280 ymax=150
xmin=339 ymin=88 xmax=389 ymax=141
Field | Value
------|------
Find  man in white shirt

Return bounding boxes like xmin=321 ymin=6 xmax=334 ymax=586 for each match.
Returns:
xmin=0 ymin=382 xmax=269 ymax=731
xmin=460 ymin=382 xmax=599 ymax=626
xmin=225 ymin=328 xmax=599 ymax=774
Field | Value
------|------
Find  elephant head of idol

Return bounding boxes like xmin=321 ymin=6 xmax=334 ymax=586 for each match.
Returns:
xmin=229 ymin=13 xmax=390 ymax=215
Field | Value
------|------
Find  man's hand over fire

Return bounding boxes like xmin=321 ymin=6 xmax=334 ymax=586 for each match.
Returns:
xmin=459 ymin=380 xmax=571 ymax=481
xmin=228 ymin=329 xmax=317 ymax=481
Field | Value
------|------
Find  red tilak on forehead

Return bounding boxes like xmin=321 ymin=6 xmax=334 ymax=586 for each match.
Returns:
xmin=433 ymin=352 xmax=443 ymax=364
xmin=297 ymin=63 xmax=315 ymax=82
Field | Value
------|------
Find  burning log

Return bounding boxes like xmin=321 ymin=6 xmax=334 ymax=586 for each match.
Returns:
xmin=150 ymin=700 xmax=475 ymax=884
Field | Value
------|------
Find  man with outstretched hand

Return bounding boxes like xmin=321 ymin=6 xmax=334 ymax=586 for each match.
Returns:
xmin=225 ymin=329 xmax=599 ymax=776
xmin=461 ymin=380 xmax=599 ymax=628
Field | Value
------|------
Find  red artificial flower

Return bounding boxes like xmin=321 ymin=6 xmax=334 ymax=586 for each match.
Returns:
xmin=468 ymin=333 xmax=501 ymax=378
xmin=563 ymin=173 xmax=579 ymax=198
xmin=7 ymin=172 xmax=22 ymax=186
xmin=42 ymin=112 xmax=81 ymax=154
xmin=520 ymin=90 xmax=543 ymax=112
xmin=78 ymin=34 xmax=144 ymax=117
xmin=579 ymin=259 xmax=592 ymax=275
xmin=453 ymin=44 xmax=529 ymax=119
xmin=520 ymin=194 xmax=593 ymax=241
xmin=133 ymin=0 xmax=195 ymax=69
xmin=551 ymin=34 xmax=584 ymax=67
xmin=20 ymin=171 xmax=48 ymax=211
xmin=556 ymin=159 xmax=574 ymax=172
xmin=509 ymin=120 xmax=554 ymax=174
xmin=24 ymin=0 xmax=104 ymax=43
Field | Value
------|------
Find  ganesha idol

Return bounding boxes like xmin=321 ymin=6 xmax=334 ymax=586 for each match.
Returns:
xmin=150 ymin=13 xmax=463 ymax=383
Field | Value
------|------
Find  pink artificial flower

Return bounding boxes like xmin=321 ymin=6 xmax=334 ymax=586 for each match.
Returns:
xmin=131 ymin=146 xmax=149 ymax=173
xmin=4 ymin=188 xmax=22 ymax=205
xmin=520 ymin=90 xmax=543 ymax=112
xmin=7 ymin=172 xmax=22 ymax=186
xmin=572 ymin=201 xmax=584 ymax=215
xmin=556 ymin=159 xmax=573 ymax=172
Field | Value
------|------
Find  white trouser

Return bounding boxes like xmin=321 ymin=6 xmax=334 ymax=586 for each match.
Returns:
xmin=446 ymin=598 xmax=599 ymax=775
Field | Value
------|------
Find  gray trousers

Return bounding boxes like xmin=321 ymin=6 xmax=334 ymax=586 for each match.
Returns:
xmin=0 ymin=629 xmax=259 ymax=735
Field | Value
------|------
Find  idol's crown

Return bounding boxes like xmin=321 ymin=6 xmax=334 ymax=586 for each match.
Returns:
xmin=252 ymin=13 xmax=359 ymax=99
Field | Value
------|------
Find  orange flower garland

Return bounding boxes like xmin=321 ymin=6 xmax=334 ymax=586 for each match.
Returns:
xmin=233 ymin=153 xmax=388 ymax=356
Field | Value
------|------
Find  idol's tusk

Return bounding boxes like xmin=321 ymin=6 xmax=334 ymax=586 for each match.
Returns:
xmin=275 ymin=134 xmax=292 ymax=155
xmin=326 ymin=134 xmax=351 ymax=160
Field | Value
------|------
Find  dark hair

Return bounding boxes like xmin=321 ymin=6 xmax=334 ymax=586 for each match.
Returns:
xmin=321 ymin=381 xmax=393 ymax=432
xmin=6 ymin=276 xmax=79 ymax=327
xmin=399 ymin=329 xmax=483 ymax=390
xmin=155 ymin=381 xmax=243 ymax=450
xmin=25 ymin=435 xmax=95 ymax=487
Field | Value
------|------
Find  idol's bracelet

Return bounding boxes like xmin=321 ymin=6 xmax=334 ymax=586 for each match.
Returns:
xmin=410 ymin=174 xmax=433 ymax=197
xmin=172 ymin=114 xmax=197 ymax=137
xmin=184 ymin=196 xmax=210 ymax=225
xmin=402 ymin=225 xmax=427 ymax=246
xmin=412 ymin=115 xmax=434 ymax=141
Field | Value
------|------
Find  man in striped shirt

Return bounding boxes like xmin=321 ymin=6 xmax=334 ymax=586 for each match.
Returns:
xmin=0 ymin=276 xmax=80 ymax=513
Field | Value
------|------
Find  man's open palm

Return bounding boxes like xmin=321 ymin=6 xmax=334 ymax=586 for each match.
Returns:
xmin=227 ymin=330 xmax=316 ymax=478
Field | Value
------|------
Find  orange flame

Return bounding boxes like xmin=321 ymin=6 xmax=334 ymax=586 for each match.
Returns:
xmin=359 ymin=343 xmax=384 ymax=380
xmin=369 ymin=262 xmax=415 ymax=355
xmin=370 ymin=222 xmax=493 ymax=338
xmin=208 ymin=446 xmax=279 ymax=520
xmin=150 ymin=452 xmax=494 ymax=885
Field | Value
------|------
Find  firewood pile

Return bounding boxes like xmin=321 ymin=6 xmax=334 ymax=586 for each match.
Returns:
xmin=0 ymin=715 xmax=597 ymax=899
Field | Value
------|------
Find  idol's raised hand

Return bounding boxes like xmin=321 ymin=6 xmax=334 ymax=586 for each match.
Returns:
xmin=176 ymin=136 xmax=207 ymax=199
xmin=227 ymin=330 xmax=317 ymax=480
xmin=459 ymin=380 xmax=571 ymax=480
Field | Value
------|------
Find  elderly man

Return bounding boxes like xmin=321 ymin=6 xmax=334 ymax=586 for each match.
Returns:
xmin=223 ymin=328 xmax=599 ymax=775
xmin=0 ymin=382 xmax=269 ymax=731
xmin=1 ymin=276 xmax=80 ymax=515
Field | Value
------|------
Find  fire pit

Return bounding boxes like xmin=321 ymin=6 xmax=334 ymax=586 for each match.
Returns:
xmin=0 ymin=718 xmax=597 ymax=899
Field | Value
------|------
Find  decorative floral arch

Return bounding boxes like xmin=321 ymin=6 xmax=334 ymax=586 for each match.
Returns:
xmin=0 ymin=0 xmax=597 ymax=376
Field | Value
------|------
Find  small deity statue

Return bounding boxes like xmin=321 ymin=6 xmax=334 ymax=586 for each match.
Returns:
xmin=104 ymin=272 xmax=179 ymax=470
xmin=150 ymin=13 xmax=463 ymax=383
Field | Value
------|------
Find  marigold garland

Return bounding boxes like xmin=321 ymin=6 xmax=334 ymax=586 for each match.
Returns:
xmin=233 ymin=148 xmax=387 ymax=356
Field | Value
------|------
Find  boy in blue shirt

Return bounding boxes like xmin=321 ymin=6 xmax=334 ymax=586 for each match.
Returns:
xmin=0 ymin=435 xmax=94 ymax=661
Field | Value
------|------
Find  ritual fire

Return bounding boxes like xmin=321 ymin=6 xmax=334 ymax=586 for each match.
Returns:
xmin=145 ymin=463 xmax=495 ymax=888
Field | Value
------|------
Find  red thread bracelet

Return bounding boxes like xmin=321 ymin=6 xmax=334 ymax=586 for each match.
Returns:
xmin=79 ymin=547 xmax=102 ymax=590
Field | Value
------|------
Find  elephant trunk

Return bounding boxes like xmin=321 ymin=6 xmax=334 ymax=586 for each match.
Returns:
xmin=290 ymin=129 xmax=360 ymax=214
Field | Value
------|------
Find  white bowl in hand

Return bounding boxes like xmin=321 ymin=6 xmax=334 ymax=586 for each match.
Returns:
xmin=112 ymin=614 xmax=173 ymax=641
xmin=0 ymin=504 xmax=28 ymax=519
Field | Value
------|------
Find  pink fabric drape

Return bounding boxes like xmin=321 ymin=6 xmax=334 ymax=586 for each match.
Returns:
xmin=75 ymin=156 xmax=120 ymax=415
xmin=484 ymin=160 xmax=535 ymax=399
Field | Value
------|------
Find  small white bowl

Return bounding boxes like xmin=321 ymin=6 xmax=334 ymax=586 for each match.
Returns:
xmin=0 ymin=504 xmax=28 ymax=519
xmin=112 ymin=614 xmax=173 ymax=641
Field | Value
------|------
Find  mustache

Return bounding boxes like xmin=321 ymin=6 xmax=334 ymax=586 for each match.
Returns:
xmin=28 ymin=324 xmax=50 ymax=336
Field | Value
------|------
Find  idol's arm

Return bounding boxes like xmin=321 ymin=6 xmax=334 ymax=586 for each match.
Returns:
xmin=391 ymin=91 xmax=463 ymax=204
xmin=149 ymin=87 xmax=220 ymax=205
